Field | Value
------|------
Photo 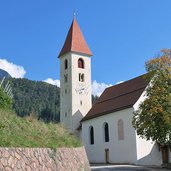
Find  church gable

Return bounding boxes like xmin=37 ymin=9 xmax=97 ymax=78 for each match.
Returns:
xmin=82 ymin=74 xmax=148 ymax=122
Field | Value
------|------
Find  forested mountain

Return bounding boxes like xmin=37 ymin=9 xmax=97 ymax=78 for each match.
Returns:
xmin=10 ymin=78 xmax=60 ymax=122
xmin=4 ymin=77 xmax=98 ymax=123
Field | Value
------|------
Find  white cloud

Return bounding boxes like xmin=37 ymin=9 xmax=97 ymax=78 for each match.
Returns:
xmin=0 ymin=59 xmax=26 ymax=78
xmin=43 ymin=78 xmax=111 ymax=96
xmin=43 ymin=78 xmax=60 ymax=87
xmin=92 ymin=80 xmax=112 ymax=97
xmin=43 ymin=78 xmax=124 ymax=97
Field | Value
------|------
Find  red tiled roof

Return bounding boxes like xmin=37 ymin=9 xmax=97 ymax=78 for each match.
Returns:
xmin=82 ymin=74 xmax=148 ymax=122
xmin=58 ymin=18 xmax=92 ymax=57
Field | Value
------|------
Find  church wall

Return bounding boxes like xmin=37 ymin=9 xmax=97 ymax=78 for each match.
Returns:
xmin=169 ymin=151 xmax=171 ymax=163
xmin=135 ymin=135 xmax=162 ymax=166
xmin=82 ymin=108 xmax=137 ymax=164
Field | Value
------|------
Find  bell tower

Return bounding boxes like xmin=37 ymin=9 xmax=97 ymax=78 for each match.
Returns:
xmin=58 ymin=17 xmax=92 ymax=134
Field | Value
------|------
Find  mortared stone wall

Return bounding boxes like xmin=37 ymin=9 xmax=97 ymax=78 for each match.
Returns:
xmin=0 ymin=147 xmax=90 ymax=171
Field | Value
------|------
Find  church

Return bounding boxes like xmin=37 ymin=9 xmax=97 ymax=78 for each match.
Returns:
xmin=58 ymin=17 xmax=171 ymax=166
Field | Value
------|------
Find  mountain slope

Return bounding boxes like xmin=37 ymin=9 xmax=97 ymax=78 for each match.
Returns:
xmin=0 ymin=69 xmax=11 ymax=78
xmin=10 ymin=78 xmax=60 ymax=122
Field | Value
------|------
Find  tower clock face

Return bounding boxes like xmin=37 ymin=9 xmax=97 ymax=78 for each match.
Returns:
xmin=75 ymin=83 xmax=89 ymax=95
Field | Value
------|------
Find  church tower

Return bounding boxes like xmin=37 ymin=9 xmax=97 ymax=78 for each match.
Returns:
xmin=58 ymin=17 xmax=92 ymax=134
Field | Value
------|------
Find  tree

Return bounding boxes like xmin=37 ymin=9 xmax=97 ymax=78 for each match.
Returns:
xmin=38 ymin=105 xmax=59 ymax=123
xmin=92 ymin=95 xmax=99 ymax=104
xmin=0 ymin=87 xmax=13 ymax=110
xmin=132 ymin=49 xmax=171 ymax=146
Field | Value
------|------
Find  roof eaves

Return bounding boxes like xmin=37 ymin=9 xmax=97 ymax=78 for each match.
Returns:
xmin=70 ymin=50 xmax=92 ymax=57
xmin=81 ymin=105 xmax=133 ymax=122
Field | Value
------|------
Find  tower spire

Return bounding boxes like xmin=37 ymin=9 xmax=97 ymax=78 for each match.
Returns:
xmin=58 ymin=18 xmax=92 ymax=57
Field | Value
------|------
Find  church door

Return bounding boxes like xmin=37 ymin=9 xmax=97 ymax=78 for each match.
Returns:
xmin=162 ymin=146 xmax=168 ymax=163
xmin=105 ymin=149 xmax=109 ymax=164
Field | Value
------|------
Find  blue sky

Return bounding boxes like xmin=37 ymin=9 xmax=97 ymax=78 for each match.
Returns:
xmin=0 ymin=1 xmax=171 ymax=94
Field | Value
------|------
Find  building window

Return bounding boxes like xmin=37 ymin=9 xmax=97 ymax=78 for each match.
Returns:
xmin=118 ymin=119 xmax=124 ymax=140
xmin=80 ymin=100 xmax=82 ymax=105
xmin=64 ymin=74 xmax=68 ymax=83
xmin=65 ymin=112 xmax=67 ymax=117
xmin=104 ymin=122 xmax=109 ymax=142
xmin=65 ymin=89 xmax=67 ymax=94
xmin=79 ymin=73 xmax=84 ymax=82
xmin=89 ymin=126 xmax=94 ymax=145
xmin=78 ymin=58 xmax=84 ymax=68
xmin=64 ymin=59 xmax=68 ymax=69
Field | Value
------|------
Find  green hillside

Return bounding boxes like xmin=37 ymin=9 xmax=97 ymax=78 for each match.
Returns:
xmin=0 ymin=109 xmax=81 ymax=148
xmin=10 ymin=78 xmax=60 ymax=122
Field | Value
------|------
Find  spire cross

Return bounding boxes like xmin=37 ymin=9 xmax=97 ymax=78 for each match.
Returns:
xmin=73 ymin=10 xmax=76 ymax=18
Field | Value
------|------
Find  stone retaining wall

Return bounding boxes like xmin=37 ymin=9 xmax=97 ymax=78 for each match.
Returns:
xmin=0 ymin=147 xmax=90 ymax=171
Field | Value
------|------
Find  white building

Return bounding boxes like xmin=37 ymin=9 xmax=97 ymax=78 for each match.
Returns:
xmin=58 ymin=17 xmax=171 ymax=166
xmin=81 ymin=75 xmax=167 ymax=166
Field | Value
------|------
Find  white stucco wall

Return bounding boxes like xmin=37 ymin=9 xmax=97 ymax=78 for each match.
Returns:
xmin=82 ymin=108 xmax=137 ymax=164
xmin=60 ymin=53 xmax=72 ymax=130
xmin=71 ymin=53 xmax=92 ymax=132
xmin=60 ymin=52 xmax=92 ymax=133
xmin=169 ymin=151 xmax=171 ymax=163
xmin=135 ymin=135 xmax=162 ymax=166
xmin=82 ymin=106 xmax=163 ymax=166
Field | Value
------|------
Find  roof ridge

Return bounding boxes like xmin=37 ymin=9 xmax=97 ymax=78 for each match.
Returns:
xmin=81 ymin=105 xmax=133 ymax=122
xmin=105 ymin=74 xmax=147 ymax=91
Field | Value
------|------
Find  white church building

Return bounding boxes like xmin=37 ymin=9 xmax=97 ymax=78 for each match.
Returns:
xmin=58 ymin=17 xmax=171 ymax=166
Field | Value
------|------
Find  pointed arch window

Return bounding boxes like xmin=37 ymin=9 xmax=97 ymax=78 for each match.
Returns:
xmin=89 ymin=126 xmax=94 ymax=145
xmin=104 ymin=122 xmax=109 ymax=142
xmin=64 ymin=59 xmax=68 ymax=69
xmin=78 ymin=58 xmax=84 ymax=69
xmin=118 ymin=119 xmax=124 ymax=140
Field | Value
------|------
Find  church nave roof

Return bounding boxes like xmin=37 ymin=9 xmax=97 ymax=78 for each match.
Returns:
xmin=82 ymin=74 xmax=148 ymax=121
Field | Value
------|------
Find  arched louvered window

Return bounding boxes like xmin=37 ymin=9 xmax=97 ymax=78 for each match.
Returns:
xmin=64 ymin=74 xmax=68 ymax=83
xmin=89 ymin=126 xmax=94 ymax=145
xmin=104 ymin=122 xmax=109 ymax=142
xmin=65 ymin=59 xmax=68 ymax=69
xmin=78 ymin=58 xmax=84 ymax=68
xmin=118 ymin=119 xmax=124 ymax=140
xmin=79 ymin=73 xmax=84 ymax=82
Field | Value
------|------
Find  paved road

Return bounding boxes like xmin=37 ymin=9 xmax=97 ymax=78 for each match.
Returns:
xmin=90 ymin=165 xmax=169 ymax=171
